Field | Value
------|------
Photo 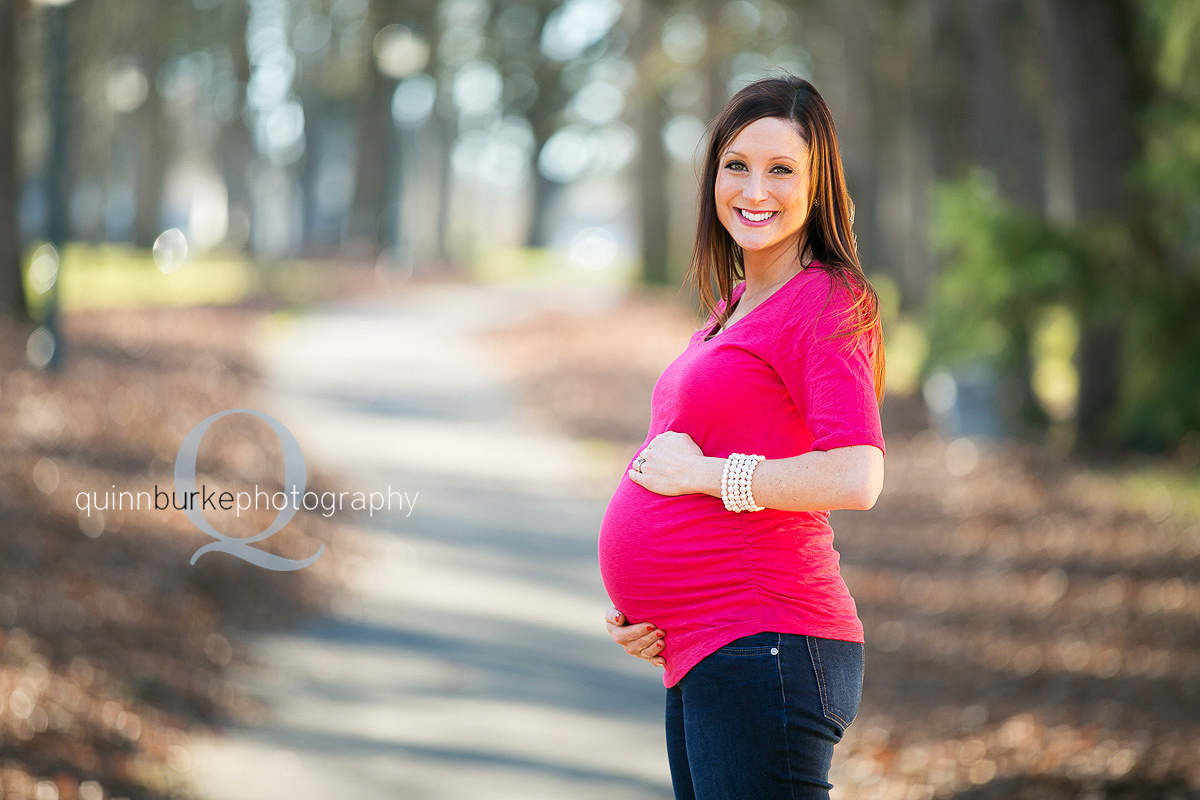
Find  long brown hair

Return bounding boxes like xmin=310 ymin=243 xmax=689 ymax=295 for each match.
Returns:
xmin=685 ymin=75 xmax=885 ymax=402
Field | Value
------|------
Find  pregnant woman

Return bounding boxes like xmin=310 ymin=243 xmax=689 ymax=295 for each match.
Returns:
xmin=597 ymin=76 xmax=886 ymax=799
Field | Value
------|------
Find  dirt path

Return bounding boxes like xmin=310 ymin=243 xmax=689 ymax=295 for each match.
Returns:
xmin=188 ymin=283 xmax=673 ymax=800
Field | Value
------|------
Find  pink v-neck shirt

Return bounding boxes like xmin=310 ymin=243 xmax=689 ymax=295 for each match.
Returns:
xmin=598 ymin=265 xmax=885 ymax=687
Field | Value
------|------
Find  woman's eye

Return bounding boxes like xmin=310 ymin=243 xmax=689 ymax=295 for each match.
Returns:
xmin=721 ymin=161 xmax=791 ymax=174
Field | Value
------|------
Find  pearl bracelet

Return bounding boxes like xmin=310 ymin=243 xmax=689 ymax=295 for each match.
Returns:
xmin=721 ymin=452 xmax=766 ymax=513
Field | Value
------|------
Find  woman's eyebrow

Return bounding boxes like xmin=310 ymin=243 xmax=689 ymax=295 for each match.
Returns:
xmin=721 ymin=150 xmax=800 ymax=164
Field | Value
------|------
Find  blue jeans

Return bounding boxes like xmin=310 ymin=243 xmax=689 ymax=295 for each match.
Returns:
xmin=665 ymin=632 xmax=863 ymax=800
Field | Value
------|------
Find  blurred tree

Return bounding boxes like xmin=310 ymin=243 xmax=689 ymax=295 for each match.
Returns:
xmin=478 ymin=0 xmax=569 ymax=248
xmin=834 ymin=0 xmax=879 ymax=291
xmin=631 ymin=0 xmax=669 ymax=285
xmin=218 ymin=0 xmax=255 ymax=253
xmin=131 ymin=2 xmax=167 ymax=249
xmin=1030 ymin=0 xmax=1142 ymax=444
xmin=0 ymin=0 xmax=27 ymax=320
xmin=1117 ymin=0 xmax=1200 ymax=449
xmin=348 ymin=0 xmax=398 ymax=253
xmin=502 ymin=0 xmax=629 ymax=251
xmin=927 ymin=0 xmax=1200 ymax=451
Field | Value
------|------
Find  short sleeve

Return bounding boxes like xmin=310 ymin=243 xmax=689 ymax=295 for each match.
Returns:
xmin=771 ymin=279 xmax=885 ymax=455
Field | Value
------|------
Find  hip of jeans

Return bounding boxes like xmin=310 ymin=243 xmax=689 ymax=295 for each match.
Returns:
xmin=691 ymin=631 xmax=864 ymax=734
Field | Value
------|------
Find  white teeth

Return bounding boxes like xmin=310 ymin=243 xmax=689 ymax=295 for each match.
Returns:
xmin=739 ymin=209 xmax=776 ymax=222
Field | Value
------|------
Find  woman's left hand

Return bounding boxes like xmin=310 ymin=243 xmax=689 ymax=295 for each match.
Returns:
xmin=628 ymin=431 xmax=706 ymax=496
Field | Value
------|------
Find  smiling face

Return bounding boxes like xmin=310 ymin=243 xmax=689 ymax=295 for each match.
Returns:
xmin=714 ymin=116 xmax=813 ymax=259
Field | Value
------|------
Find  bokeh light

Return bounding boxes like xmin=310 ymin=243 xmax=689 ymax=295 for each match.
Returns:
xmin=452 ymin=60 xmax=504 ymax=117
xmin=661 ymin=13 xmax=707 ymax=65
xmin=923 ymin=370 xmax=957 ymax=415
xmin=31 ymin=458 xmax=60 ymax=495
xmin=663 ymin=114 xmax=706 ymax=163
xmin=538 ymin=124 xmax=594 ymax=183
xmin=257 ymin=101 xmax=306 ymax=165
xmin=944 ymin=437 xmax=978 ymax=476
xmin=27 ymin=244 xmax=59 ymax=295
xmin=105 ymin=59 xmax=149 ymax=113
xmin=540 ymin=0 xmax=622 ymax=62
xmin=373 ymin=24 xmax=430 ymax=79
xmin=292 ymin=14 xmax=332 ymax=55
xmin=392 ymin=74 xmax=438 ymax=126
xmin=589 ymin=123 xmax=637 ymax=173
xmin=152 ymin=228 xmax=189 ymax=273
xmin=568 ymin=226 xmax=619 ymax=271
xmin=25 ymin=327 xmax=55 ymax=370
xmin=571 ymin=80 xmax=625 ymax=125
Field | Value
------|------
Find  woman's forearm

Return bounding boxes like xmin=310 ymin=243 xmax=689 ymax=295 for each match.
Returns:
xmin=688 ymin=445 xmax=884 ymax=512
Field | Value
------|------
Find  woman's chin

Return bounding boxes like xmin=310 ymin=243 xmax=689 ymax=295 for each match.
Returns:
xmin=732 ymin=236 xmax=780 ymax=253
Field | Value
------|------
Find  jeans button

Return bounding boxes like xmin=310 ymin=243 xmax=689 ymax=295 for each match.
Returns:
xmin=770 ymin=647 xmax=779 ymax=655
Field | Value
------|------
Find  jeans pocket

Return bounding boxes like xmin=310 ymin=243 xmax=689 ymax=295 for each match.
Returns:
xmin=715 ymin=632 xmax=780 ymax=657
xmin=805 ymin=637 xmax=864 ymax=732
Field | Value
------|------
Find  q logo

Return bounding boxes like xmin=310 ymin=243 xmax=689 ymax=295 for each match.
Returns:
xmin=175 ymin=408 xmax=324 ymax=571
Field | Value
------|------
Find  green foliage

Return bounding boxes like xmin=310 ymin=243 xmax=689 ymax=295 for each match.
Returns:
xmin=1116 ymin=267 xmax=1200 ymax=450
xmin=926 ymin=166 xmax=1200 ymax=450
xmin=1119 ymin=0 xmax=1200 ymax=449
xmin=926 ymin=172 xmax=1097 ymax=372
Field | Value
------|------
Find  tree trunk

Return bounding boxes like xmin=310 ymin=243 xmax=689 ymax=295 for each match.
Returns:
xmin=898 ymin=0 xmax=935 ymax=307
xmin=431 ymin=112 xmax=455 ymax=267
xmin=219 ymin=0 xmax=254 ymax=252
xmin=133 ymin=44 xmax=165 ymax=247
xmin=0 ymin=0 xmax=27 ymax=319
xmin=637 ymin=83 xmax=669 ymax=285
xmin=1074 ymin=317 xmax=1122 ymax=441
xmin=632 ymin=0 xmax=669 ymax=285
xmin=1029 ymin=0 xmax=1141 ymax=445
xmin=348 ymin=83 xmax=391 ymax=251
xmin=525 ymin=168 xmax=560 ymax=249
xmin=300 ymin=93 xmax=324 ymax=253
xmin=838 ymin=0 xmax=877 ymax=278
xmin=521 ymin=56 xmax=568 ymax=249
xmin=700 ymin=0 xmax=725 ymax=122
xmin=347 ymin=35 xmax=392 ymax=254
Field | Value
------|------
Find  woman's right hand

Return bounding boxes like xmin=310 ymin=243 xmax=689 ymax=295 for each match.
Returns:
xmin=605 ymin=607 xmax=666 ymax=667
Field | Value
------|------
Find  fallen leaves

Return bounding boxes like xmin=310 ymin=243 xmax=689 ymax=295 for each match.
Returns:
xmin=0 ymin=306 xmax=365 ymax=799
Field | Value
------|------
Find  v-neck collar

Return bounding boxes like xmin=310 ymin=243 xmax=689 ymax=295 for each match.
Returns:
xmin=703 ymin=266 xmax=811 ymax=343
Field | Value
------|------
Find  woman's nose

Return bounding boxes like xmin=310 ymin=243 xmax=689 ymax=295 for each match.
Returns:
xmin=741 ymin=172 xmax=769 ymax=202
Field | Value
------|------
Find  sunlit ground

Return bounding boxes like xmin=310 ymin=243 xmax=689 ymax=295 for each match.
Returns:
xmin=469 ymin=243 xmax=638 ymax=288
xmin=22 ymin=242 xmax=255 ymax=313
xmin=19 ymin=239 xmax=643 ymax=318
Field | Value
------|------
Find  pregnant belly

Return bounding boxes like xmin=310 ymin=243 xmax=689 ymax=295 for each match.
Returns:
xmin=597 ymin=478 xmax=751 ymax=627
